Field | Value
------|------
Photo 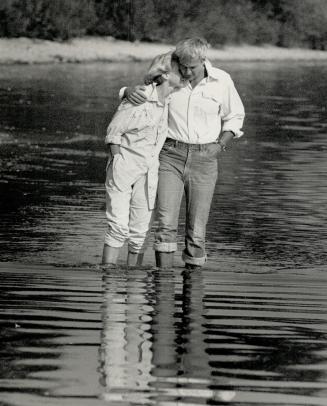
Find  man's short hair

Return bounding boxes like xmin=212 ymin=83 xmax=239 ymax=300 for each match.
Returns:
xmin=174 ymin=37 xmax=209 ymax=63
xmin=144 ymin=51 xmax=178 ymax=85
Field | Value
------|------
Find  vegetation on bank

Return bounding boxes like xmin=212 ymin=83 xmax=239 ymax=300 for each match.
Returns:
xmin=0 ymin=0 xmax=326 ymax=50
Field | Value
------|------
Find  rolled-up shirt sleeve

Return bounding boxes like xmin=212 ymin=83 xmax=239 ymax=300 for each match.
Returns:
xmin=105 ymin=102 xmax=135 ymax=145
xmin=221 ymin=77 xmax=245 ymax=138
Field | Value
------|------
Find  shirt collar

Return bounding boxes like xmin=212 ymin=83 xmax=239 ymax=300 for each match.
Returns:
xmin=145 ymin=84 xmax=165 ymax=106
xmin=204 ymin=60 xmax=220 ymax=81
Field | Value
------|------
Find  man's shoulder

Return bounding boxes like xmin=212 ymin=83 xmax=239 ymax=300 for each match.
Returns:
xmin=205 ymin=61 xmax=232 ymax=82
xmin=209 ymin=66 xmax=232 ymax=81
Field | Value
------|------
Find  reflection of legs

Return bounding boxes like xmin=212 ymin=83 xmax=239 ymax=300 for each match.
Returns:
xmin=100 ymin=270 xmax=128 ymax=391
xmin=154 ymin=150 xmax=185 ymax=268
xmin=180 ymin=269 xmax=210 ymax=377
xmin=102 ymin=184 xmax=131 ymax=265
xmin=100 ymin=270 xmax=154 ymax=395
xmin=128 ymin=174 xmax=153 ymax=266
xmin=183 ymin=154 xmax=218 ymax=266
xmin=151 ymin=269 xmax=177 ymax=375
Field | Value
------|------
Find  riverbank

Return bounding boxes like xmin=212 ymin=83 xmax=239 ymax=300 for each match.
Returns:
xmin=1 ymin=36 xmax=327 ymax=64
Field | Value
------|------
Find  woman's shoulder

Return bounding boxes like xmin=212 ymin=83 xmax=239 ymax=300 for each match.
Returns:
xmin=117 ymin=85 xmax=155 ymax=110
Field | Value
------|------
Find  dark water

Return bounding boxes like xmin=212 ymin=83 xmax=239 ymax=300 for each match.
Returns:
xmin=0 ymin=61 xmax=327 ymax=405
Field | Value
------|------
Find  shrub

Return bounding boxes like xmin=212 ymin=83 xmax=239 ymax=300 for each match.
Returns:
xmin=0 ymin=0 xmax=326 ymax=49
xmin=0 ymin=0 xmax=97 ymax=40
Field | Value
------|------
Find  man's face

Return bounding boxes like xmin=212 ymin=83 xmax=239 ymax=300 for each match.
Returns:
xmin=178 ymin=56 xmax=205 ymax=82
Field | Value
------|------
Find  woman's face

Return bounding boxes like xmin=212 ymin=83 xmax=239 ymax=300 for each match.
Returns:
xmin=167 ymin=61 xmax=187 ymax=89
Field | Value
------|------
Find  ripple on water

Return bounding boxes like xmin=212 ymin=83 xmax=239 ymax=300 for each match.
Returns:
xmin=1 ymin=264 xmax=327 ymax=405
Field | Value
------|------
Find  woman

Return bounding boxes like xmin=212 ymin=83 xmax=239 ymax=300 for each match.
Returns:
xmin=102 ymin=52 xmax=186 ymax=267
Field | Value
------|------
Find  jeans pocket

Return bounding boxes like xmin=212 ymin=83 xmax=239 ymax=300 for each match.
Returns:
xmin=160 ymin=142 xmax=174 ymax=154
xmin=203 ymin=143 xmax=220 ymax=159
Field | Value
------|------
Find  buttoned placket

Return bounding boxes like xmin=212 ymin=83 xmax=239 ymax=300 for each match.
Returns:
xmin=145 ymin=100 xmax=168 ymax=208
xmin=186 ymin=79 xmax=209 ymax=143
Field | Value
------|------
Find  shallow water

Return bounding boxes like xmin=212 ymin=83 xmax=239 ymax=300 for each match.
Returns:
xmin=0 ymin=61 xmax=327 ymax=405
xmin=0 ymin=61 xmax=326 ymax=267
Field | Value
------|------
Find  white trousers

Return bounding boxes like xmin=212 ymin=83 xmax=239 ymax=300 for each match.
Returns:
xmin=104 ymin=160 xmax=154 ymax=253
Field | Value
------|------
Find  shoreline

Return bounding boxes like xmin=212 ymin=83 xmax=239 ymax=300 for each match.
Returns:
xmin=1 ymin=36 xmax=327 ymax=64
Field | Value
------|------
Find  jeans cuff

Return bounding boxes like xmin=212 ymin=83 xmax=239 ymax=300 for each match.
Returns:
xmin=153 ymin=242 xmax=177 ymax=252
xmin=128 ymin=245 xmax=146 ymax=254
xmin=182 ymin=251 xmax=207 ymax=266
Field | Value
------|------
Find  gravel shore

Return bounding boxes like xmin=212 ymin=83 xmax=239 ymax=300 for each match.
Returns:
xmin=1 ymin=36 xmax=327 ymax=64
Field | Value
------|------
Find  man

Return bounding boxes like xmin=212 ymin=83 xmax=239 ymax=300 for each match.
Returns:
xmin=125 ymin=37 xmax=245 ymax=269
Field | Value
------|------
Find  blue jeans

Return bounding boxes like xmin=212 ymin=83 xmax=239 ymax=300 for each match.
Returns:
xmin=154 ymin=139 xmax=219 ymax=266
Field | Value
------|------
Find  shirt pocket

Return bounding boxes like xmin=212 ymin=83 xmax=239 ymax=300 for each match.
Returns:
xmin=197 ymin=92 xmax=222 ymax=116
xmin=128 ymin=108 xmax=156 ymax=143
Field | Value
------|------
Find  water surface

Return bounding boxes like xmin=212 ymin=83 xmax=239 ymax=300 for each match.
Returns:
xmin=1 ymin=263 xmax=327 ymax=405
xmin=0 ymin=61 xmax=326 ymax=267
xmin=0 ymin=61 xmax=327 ymax=405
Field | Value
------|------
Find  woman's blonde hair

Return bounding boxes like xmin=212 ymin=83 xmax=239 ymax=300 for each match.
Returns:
xmin=144 ymin=51 xmax=178 ymax=85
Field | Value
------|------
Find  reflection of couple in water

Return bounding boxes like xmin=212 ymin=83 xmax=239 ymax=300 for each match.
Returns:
xmin=99 ymin=268 xmax=226 ymax=402
xmin=101 ymin=37 xmax=245 ymax=270
xmin=99 ymin=268 xmax=236 ymax=403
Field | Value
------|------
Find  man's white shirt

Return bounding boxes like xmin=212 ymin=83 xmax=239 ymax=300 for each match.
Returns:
xmin=168 ymin=60 xmax=245 ymax=143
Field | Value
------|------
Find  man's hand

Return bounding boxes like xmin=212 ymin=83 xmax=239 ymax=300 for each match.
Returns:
xmin=217 ymin=131 xmax=235 ymax=152
xmin=220 ymin=131 xmax=235 ymax=146
xmin=217 ymin=143 xmax=224 ymax=154
xmin=125 ymin=85 xmax=148 ymax=105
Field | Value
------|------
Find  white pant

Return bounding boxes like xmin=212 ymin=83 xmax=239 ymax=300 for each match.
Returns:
xmin=104 ymin=161 xmax=154 ymax=253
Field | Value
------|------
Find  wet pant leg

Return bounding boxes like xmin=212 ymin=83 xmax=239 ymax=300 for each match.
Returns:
xmin=128 ymin=174 xmax=154 ymax=253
